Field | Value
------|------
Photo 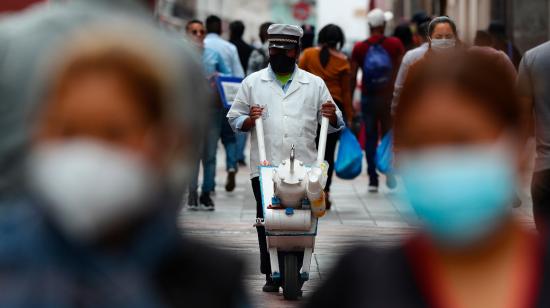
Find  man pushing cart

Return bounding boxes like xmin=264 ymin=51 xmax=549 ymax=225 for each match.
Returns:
xmin=228 ymin=23 xmax=344 ymax=299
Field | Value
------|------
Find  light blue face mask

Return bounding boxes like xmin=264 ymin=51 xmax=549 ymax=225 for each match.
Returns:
xmin=398 ymin=145 xmax=516 ymax=248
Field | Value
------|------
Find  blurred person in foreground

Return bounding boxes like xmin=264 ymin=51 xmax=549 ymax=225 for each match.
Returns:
xmin=306 ymin=49 xmax=547 ymax=308
xmin=204 ymin=14 xmax=242 ymax=197
xmin=299 ymin=24 xmax=354 ymax=209
xmin=351 ymin=8 xmax=404 ymax=192
xmin=0 ymin=0 xmax=156 ymax=205
xmin=228 ymin=24 xmax=344 ymax=293
xmin=0 ymin=27 xmax=247 ymax=307
xmin=247 ymin=22 xmax=273 ymax=76
xmin=229 ymin=20 xmax=253 ymax=167
xmin=185 ymin=19 xmax=232 ymax=211
xmin=518 ymin=41 xmax=550 ymax=232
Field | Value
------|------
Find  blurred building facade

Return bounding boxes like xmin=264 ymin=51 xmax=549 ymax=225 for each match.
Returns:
xmin=393 ymin=0 xmax=550 ymax=52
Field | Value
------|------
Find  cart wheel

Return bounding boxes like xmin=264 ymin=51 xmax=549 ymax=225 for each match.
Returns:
xmin=283 ymin=254 xmax=299 ymax=300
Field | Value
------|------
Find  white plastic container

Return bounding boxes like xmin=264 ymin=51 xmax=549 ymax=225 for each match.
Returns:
xmin=265 ymin=209 xmax=312 ymax=231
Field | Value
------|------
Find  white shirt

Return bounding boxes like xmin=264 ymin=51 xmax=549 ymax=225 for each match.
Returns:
xmin=204 ymin=33 xmax=245 ymax=78
xmin=391 ymin=43 xmax=429 ymax=113
xmin=227 ymin=66 xmax=345 ymax=178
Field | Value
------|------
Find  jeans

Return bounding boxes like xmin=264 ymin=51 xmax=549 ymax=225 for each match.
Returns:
xmin=221 ymin=109 xmax=238 ymax=172
xmin=189 ymin=109 xmax=223 ymax=193
xmin=361 ymin=94 xmax=392 ymax=185
xmin=532 ymin=169 xmax=550 ymax=233
xmin=236 ymin=132 xmax=248 ymax=162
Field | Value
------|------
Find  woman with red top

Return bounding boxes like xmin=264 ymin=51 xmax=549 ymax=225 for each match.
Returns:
xmin=305 ymin=49 xmax=547 ymax=308
xmin=299 ymin=24 xmax=354 ymax=208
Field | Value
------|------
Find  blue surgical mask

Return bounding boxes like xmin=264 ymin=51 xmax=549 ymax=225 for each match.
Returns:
xmin=398 ymin=144 xmax=516 ymax=248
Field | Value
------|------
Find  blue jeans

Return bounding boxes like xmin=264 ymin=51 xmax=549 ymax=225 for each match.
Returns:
xmin=221 ymin=109 xmax=238 ymax=171
xmin=235 ymin=132 xmax=247 ymax=162
xmin=361 ymin=94 xmax=392 ymax=185
xmin=189 ymin=109 xmax=223 ymax=193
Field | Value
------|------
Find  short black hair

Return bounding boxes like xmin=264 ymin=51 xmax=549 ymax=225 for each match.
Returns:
xmin=259 ymin=22 xmax=273 ymax=44
xmin=185 ymin=19 xmax=203 ymax=32
xmin=428 ymin=16 xmax=457 ymax=37
xmin=229 ymin=20 xmax=245 ymax=39
xmin=488 ymin=20 xmax=507 ymax=39
xmin=205 ymin=15 xmax=222 ymax=34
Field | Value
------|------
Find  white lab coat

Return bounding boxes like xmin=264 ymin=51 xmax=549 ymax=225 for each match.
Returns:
xmin=227 ymin=66 xmax=345 ymax=178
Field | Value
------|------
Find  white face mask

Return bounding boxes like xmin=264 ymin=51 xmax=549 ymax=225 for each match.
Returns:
xmin=27 ymin=140 xmax=160 ymax=241
xmin=431 ymin=38 xmax=456 ymax=50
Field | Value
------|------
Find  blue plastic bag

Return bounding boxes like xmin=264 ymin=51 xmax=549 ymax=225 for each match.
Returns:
xmin=335 ymin=128 xmax=363 ymax=180
xmin=376 ymin=131 xmax=394 ymax=174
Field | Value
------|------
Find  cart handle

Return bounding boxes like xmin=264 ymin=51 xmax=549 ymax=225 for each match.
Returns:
xmin=317 ymin=117 xmax=329 ymax=165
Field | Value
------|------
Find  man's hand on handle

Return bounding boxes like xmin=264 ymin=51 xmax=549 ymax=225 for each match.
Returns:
xmin=242 ymin=105 xmax=264 ymax=132
xmin=321 ymin=101 xmax=338 ymax=127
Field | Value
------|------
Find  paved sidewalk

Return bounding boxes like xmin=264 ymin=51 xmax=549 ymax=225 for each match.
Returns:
xmin=179 ymin=143 xmax=535 ymax=308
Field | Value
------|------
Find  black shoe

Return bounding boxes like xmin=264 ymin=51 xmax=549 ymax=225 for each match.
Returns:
xmin=386 ymin=174 xmax=397 ymax=190
xmin=325 ymin=191 xmax=332 ymax=210
xmin=187 ymin=191 xmax=199 ymax=211
xmin=225 ymin=170 xmax=236 ymax=192
xmin=262 ymin=276 xmax=280 ymax=292
xmin=238 ymin=159 xmax=247 ymax=167
xmin=369 ymin=177 xmax=379 ymax=193
xmin=199 ymin=192 xmax=215 ymax=211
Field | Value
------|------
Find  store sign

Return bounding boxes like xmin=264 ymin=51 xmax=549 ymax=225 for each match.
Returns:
xmin=293 ymin=1 xmax=311 ymax=21
xmin=0 ymin=0 xmax=44 ymax=13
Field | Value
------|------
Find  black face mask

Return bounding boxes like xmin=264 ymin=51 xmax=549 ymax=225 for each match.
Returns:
xmin=269 ymin=53 xmax=296 ymax=74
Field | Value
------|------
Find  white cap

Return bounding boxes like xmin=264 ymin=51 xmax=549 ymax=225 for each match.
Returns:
xmin=267 ymin=24 xmax=304 ymax=49
xmin=367 ymin=8 xmax=394 ymax=28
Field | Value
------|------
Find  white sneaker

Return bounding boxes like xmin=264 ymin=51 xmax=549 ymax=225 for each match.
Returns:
xmin=368 ymin=185 xmax=379 ymax=193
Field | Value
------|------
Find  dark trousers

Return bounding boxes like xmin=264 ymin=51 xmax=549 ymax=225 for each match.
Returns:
xmin=532 ymin=169 xmax=550 ymax=232
xmin=252 ymin=177 xmax=270 ymax=274
xmin=361 ymin=94 xmax=392 ymax=184
xmin=315 ymin=130 xmax=341 ymax=192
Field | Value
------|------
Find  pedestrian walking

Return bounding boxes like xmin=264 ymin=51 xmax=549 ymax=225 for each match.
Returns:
xmin=0 ymin=8 xmax=247 ymax=306
xmin=227 ymin=24 xmax=344 ymax=293
xmin=351 ymin=8 xmax=404 ymax=192
xmin=185 ymin=19 xmax=232 ymax=211
xmin=518 ymin=41 xmax=550 ymax=232
xmin=229 ymin=20 xmax=254 ymax=167
xmin=393 ymin=23 xmax=415 ymax=51
xmin=230 ymin=20 xmax=254 ymax=75
xmin=306 ymin=48 xmax=550 ymax=308
xmin=204 ymin=15 xmax=243 ymax=195
xmin=392 ymin=16 xmax=458 ymax=113
xmin=247 ymin=22 xmax=273 ymax=76
xmin=489 ymin=21 xmax=522 ymax=69
xmin=299 ymin=24 xmax=354 ymax=209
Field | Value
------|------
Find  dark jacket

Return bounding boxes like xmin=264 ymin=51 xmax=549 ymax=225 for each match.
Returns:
xmin=305 ymin=238 xmax=550 ymax=308
xmin=0 ymin=202 xmax=248 ymax=307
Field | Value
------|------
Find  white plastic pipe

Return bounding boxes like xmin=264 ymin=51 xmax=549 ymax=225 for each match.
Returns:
xmin=317 ymin=117 xmax=329 ymax=165
xmin=255 ymin=117 xmax=267 ymax=164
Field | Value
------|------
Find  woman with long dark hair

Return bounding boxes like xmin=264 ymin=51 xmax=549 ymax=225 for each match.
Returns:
xmin=299 ymin=24 xmax=354 ymax=209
